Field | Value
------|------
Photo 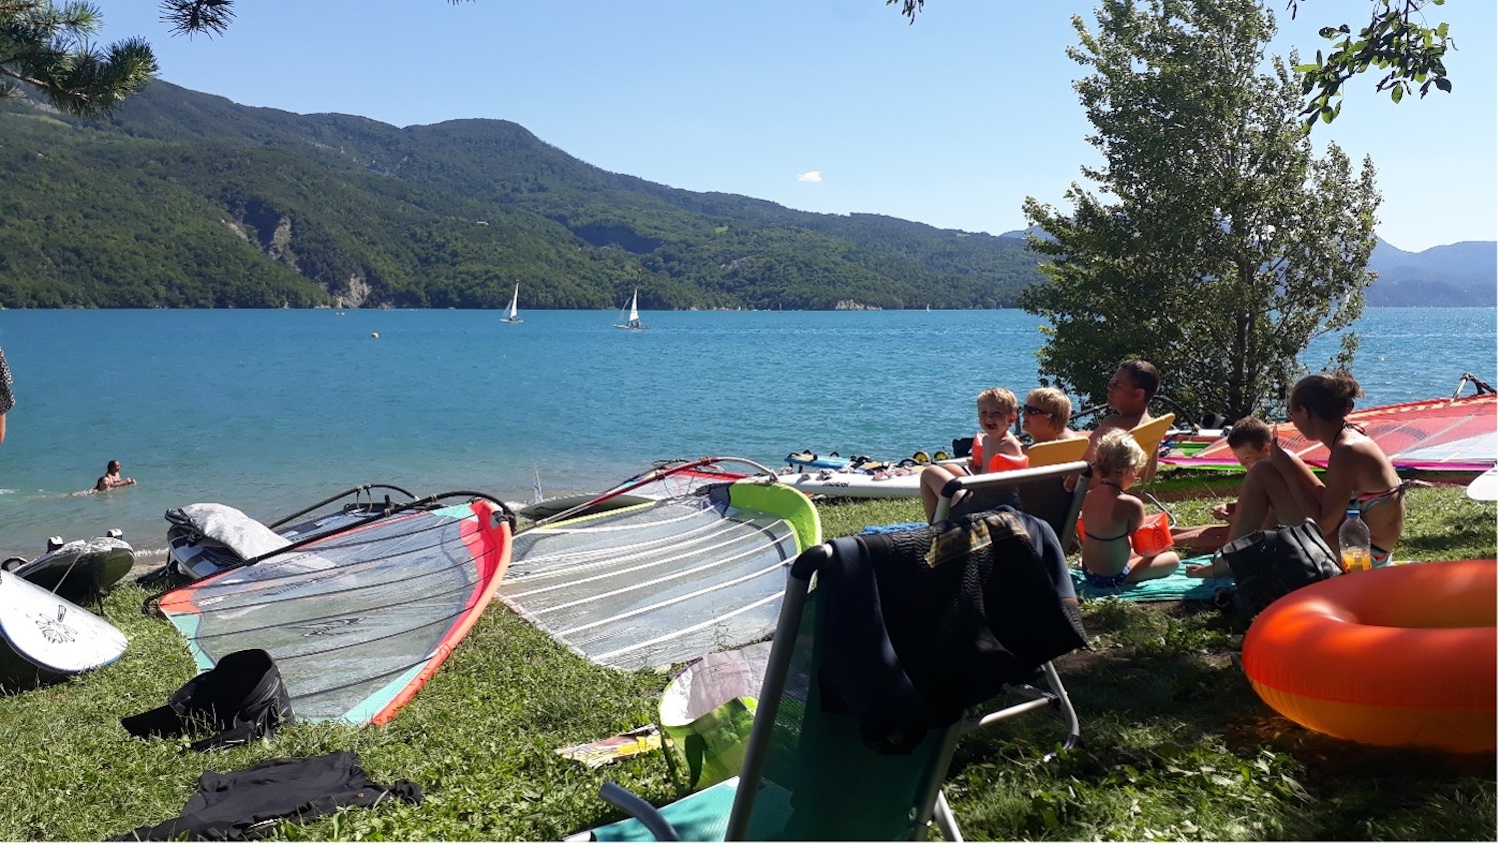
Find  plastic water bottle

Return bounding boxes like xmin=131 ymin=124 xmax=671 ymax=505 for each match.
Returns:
xmin=1338 ymin=507 xmax=1372 ymax=572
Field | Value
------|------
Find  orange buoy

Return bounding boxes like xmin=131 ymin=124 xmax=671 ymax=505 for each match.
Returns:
xmin=1242 ymin=559 xmax=1496 ymax=753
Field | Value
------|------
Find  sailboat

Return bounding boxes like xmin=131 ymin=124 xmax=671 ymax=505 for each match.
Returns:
xmin=501 ymin=283 xmax=522 ymax=323
xmin=613 ymin=288 xmax=646 ymax=330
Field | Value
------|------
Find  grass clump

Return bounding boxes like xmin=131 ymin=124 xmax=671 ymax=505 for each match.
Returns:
xmin=0 ymin=480 xmax=1492 ymax=840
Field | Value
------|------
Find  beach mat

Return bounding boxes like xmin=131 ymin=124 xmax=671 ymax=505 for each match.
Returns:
xmin=1072 ymin=555 xmax=1234 ymax=602
xmin=865 ymin=524 xmax=1236 ymax=602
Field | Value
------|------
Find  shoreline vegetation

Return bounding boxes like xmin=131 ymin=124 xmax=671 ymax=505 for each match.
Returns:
xmin=1 ymin=476 xmax=1494 ymax=840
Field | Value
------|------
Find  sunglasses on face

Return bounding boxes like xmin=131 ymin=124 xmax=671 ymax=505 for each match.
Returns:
xmin=1022 ymin=405 xmax=1048 ymax=417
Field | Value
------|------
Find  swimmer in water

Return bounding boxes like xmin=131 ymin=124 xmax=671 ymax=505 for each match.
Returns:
xmin=95 ymin=460 xmax=136 ymax=493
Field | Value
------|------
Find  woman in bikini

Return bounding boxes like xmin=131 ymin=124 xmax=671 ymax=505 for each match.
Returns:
xmin=1079 ymin=429 xmax=1181 ymax=587
xmin=1224 ymin=371 xmax=1405 ymax=566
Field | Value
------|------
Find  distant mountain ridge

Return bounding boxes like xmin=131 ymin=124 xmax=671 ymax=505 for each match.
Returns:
xmin=0 ymin=81 xmax=1040 ymax=310
xmin=0 ymin=80 xmax=1491 ymax=308
xmin=1001 ymin=228 xmax=1496 ymax=307
xmin=1365 ymin=240 xmax=1497 ymax=306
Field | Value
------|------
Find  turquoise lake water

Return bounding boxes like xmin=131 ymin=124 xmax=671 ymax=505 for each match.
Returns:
xmin=0 ymin=307 xmax=1492 ymax=561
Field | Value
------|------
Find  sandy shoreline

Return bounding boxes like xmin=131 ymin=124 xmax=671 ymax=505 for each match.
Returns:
xmin=126 ymin=547 xmax=170 ymax=581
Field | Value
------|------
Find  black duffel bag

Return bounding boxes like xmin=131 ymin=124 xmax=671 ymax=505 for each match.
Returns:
xmin=1216 ymin=518 xmax=1342 ymax=627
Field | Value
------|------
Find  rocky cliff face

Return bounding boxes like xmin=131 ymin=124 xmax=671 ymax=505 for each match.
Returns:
xmin=341 ymin=273 xmax=372 ymax=307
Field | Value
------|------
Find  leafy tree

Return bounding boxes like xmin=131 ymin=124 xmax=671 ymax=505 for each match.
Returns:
xmin=1288 ymin=0 xmax=1454 ymax=125
xmin=890 ymin=0 xmax=1456 ymax=125
xmin=1019 ymin=0 xmax=1381 ymax=421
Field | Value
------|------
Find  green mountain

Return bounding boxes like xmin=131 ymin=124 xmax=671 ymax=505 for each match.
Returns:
xmin=0 ymin=81 xmax=1043 ymax=310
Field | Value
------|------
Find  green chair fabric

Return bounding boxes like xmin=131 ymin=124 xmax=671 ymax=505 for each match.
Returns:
xmin=585 ymin=527 xmax=1086 ymax=842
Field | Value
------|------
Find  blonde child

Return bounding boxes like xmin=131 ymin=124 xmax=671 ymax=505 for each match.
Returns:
xmin=919 ymin=387 xmax=1027 ymax=521
xmin=1079 ymin=428 xmax=1180 ymax=587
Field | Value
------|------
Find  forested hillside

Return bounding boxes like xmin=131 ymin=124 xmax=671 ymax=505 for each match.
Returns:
xmin=0 ymin=81 xmax=1042 ymax=310
xmin=0 ymin=81 xmax=1489 ymax=309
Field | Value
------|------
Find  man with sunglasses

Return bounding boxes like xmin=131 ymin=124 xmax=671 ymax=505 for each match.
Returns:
xmin=1067 ymin=360 xmax=1160 ymax=491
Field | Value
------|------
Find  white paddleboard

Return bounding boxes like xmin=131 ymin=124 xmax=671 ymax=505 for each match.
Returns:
xmin=0 ymin=570 xmax=128 ymax=676
xmin=775 ymin=468 xmax=922 ymax=499
xmin=1467 ymin=467 xmax=1498 ymax=502
xmin=9 ymin=535 xmax=135 ymax=603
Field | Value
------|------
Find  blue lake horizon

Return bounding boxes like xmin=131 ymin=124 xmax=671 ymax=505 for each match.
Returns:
xmin=0 ymin=306 xmax=1492 ymax=561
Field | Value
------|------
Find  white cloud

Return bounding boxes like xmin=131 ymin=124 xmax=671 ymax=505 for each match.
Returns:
xmin=797 ymin=171 xmax=823 ymax=183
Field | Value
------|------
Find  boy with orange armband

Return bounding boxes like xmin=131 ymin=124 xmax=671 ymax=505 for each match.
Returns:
xmin=919 ymin=387 xmax=1027 ymax=522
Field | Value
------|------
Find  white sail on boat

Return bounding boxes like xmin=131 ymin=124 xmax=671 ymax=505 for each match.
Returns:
xmin=614 ymin=288 xmax=646 ymax=330
xmin=501 ymin=283 xmax=523 ymax=323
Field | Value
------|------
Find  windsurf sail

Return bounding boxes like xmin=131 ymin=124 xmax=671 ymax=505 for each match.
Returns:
xmin=163 ymin=483 xmax=426 ymax=583
xmin=520 ymin=458 xmax=750 ymax=521
xmin=155 ymin=496 xmax=513 ymax=725
xmin=1162 ymin=390 xmax=1498 ymax=473
xmin=500 ymin=478 xmax=820 ymax=671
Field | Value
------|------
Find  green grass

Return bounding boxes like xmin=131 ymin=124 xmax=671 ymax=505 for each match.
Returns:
xmin=0 ymin=480 xmax=1493 ymax=840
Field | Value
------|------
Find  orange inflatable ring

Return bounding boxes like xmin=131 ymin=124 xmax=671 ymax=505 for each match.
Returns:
xmin=1242 ymin=559 xmax=1496 ymax=753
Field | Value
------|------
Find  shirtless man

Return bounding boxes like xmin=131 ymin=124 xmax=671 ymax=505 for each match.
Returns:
xmin=95 ymin=460 xmax=136 ymax=492
xmin=1068 ymin=360 xmax=1160 ymax=491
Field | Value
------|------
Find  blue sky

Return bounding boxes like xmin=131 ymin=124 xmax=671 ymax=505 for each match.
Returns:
xmin=99 ymin=1 xmax=1496 ymax=253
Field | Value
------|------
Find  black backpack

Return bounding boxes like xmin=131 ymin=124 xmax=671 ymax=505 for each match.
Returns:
xmin=122 ymin=649 xmax=293 ymax=752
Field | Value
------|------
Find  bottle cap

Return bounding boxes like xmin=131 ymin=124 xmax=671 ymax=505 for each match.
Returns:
xmin=1345 ymin=507 xmax=1359 ymax=517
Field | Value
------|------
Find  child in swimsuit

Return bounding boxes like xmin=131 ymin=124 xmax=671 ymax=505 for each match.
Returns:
xmin=1219 ymin=371 xmax=1405 ymax=567
xmin=920 ymin=387 xmax=1027 ymax=521
xmin=1079 ymin=429 xmax=1181 ymax=587
xmin=1177 ymin=416 xmax=1277 ymax=563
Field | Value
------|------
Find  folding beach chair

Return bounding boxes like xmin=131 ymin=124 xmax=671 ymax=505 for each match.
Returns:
xmin=1024 ymin=437 xmax=1090 ymax=468
xmin=928 ymin=460 xmax=1091 ymax=751
xmin=1129 ymin=413 xmax=1175 ymax=483
xmin=935 ymin=460 xmax=1091 ymax=551
xmin=939 ymin=435 xmax=1086 ymax=470
xmin=580 ymin=523 xmax=1088 ymax=842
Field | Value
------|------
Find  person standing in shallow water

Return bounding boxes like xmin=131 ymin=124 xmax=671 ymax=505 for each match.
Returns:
xmin=96 ymin=460 xmax=136 ymax=492
xmin=0 ymin=345 xmax=13 ymax=446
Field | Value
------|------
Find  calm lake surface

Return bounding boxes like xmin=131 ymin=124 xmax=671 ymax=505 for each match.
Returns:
xmin=0 ymin=307 xmax=1492 ymax=561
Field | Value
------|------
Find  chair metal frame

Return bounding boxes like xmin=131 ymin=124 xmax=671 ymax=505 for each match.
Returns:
xmin=596 ymin=542 xmax=962 ymax=841
xmin=932 ymin=459 xmax=1091 ymax=755
xmin=592 ymin=463 xmax=1093 ymax=840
